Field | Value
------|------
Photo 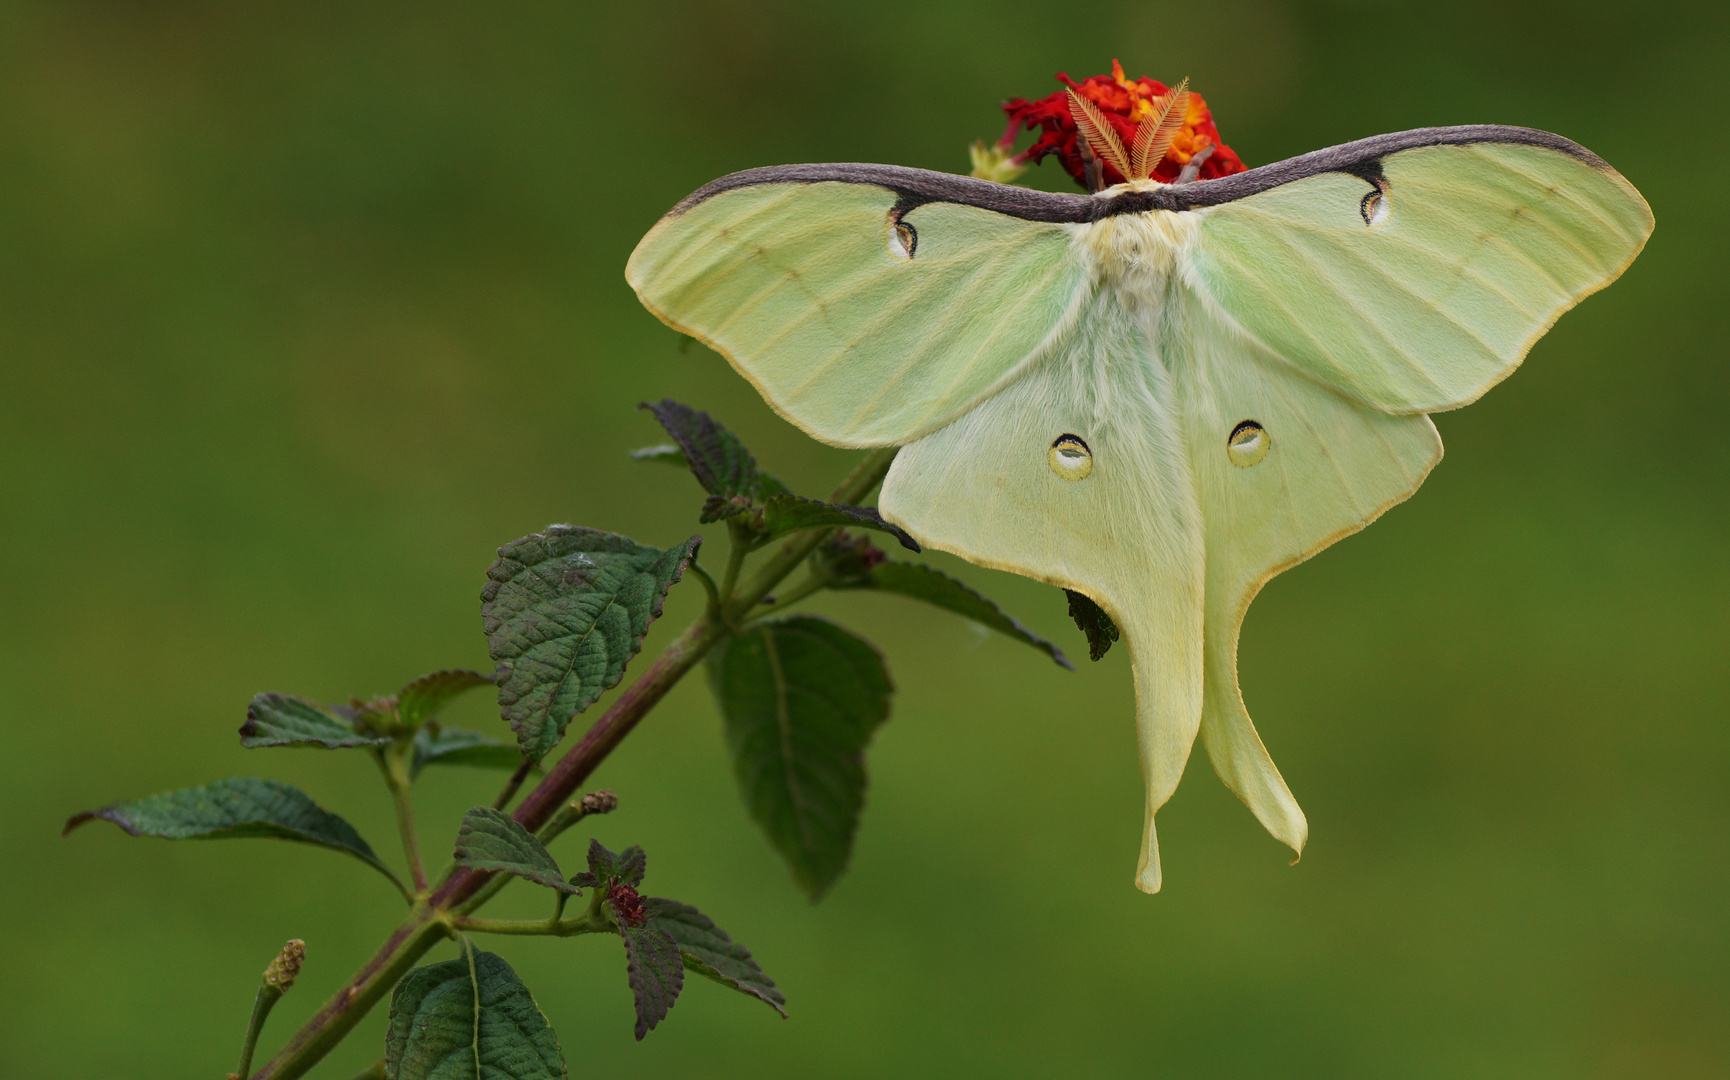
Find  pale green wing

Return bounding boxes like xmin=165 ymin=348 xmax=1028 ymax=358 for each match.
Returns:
xmin=878 ymin=292 xmax=1205 ymax=894
xmin=627 ymin=171 xmax=1090 ymax=447
xmin=1168 ymin=289 xmax=1442 ymax=858
xmin=1182 ymin=139 xmax=1653 ymax=413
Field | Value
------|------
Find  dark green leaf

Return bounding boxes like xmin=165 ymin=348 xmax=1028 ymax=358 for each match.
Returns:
xmin=1065 ymin=589 xmax=1120 ymax=661
xmin=620 ymin=923 xmax=683 ymax=1040
xmin=760 ymin=494 xmax=920 ymax=552
xmin=409 ymin=726 xmax=524 ymax=778
xmin=239 ymin=693 xmax=389 ymax=749
xmin=640 ymin=400 xmax=788 ymax=504
xmin=386 ymin=947 xmax=565 ymax=1080
xmin=834 ymin=560 xmax=1072 ymax=669
xmin=63 ymin=777 xmax=401 ymax=889
xmin=397 ymin=669 xmax=494 ymax=729
xmin=453 ymin=807 xmax=579 ymax=894
xmin=707 ymin=615 xmax=893 ymax=900
xmin=644 ymin=897 xmax=786 ymax=1017
xmin=572 ymin=837 xmax=645 ymax=889
xmin=640 ymin=399 xmax=759 ymax=498
xmin=483 ymin=526 xmax=701 ymax=759
xmin=629 ymin=444 xmax=686 ymax=466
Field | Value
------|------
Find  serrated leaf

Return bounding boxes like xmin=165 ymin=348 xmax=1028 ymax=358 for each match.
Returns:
xmin=759 ymin=494 xmax=920 ymax=552
xmin=644 ymin=898 xmax=786 ymax=1017
xmin=629 ymin=444 xmax=687 ymax=465
xmin=620 ymin=923 xmax=683 ymax=1040
xmin=397 ymin=670 xmax=494 ymax=729
xmin=453 ymin=807 xmax=579 ymax=894
xmin=707 ymin=615 xmax=893 ymax=900
xmin=572 ymin=837 xmax=645 ymax=889
xmin=63 ymin=776 xmax=401 ymax=889
xmin=835 ymin=561 xmax=1072 ymax=669
xmin=483 ymin=526 xmax=701 ymax=759
xmin=640 ymin=399 xmax=761 ymax=499
xmin=1065 ymin=588 xmax=1120 ymax=661
xmin=240 ymin=693 xmax=389 ymax=749
xmin=386 ymin=947 xmax=565 ymax=1080
xmin=409 ymin=726 xmax=524 ymax=778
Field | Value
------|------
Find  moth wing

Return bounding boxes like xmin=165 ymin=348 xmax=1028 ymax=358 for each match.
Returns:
xmin=627 ymin=174 xmax=1089 ymax=447
xmin=879 ymin=293 xmax=1205 ymax=894
xmin=1183 ymin=139 xmax=1652 ymax=413
xmin=1171 ymin=289 xmax=1442 ymax=858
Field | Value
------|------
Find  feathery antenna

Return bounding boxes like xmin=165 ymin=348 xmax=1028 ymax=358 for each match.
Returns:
xmin=1130 ymin=78 xmax=1190 ymax=181
xmin=1067 ymin=89 xmax=1132 ymax=184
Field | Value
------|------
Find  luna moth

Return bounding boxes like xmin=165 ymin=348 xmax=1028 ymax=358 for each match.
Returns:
xmin=624 ymin=101 xmax=1653 ymax=893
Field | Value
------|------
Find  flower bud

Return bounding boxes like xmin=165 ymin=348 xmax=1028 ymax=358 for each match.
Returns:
xmin=263 ymin=939 xmax=306 ymax=991
xmin=969 ymin=139 xmax=1028 ymax=184
xmin=578 ymin=790 xmax=618 ymax=816
xmin=607 ymin=881 xmax=648 ymax=928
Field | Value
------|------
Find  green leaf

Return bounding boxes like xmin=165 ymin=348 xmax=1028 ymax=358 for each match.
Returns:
xmin=1064 ymin=588 xmax=1120 ymax=661
xmin=386 ymin=946 xmax=565 ymax=1080
xmin=644 ymin=898 xmax=786 ymax=1017
xmin=620 ymin=923 xmax=683 ymax=1040
xmin=759 ymin=494 xmax=920 ymax=552
xmin=239 ymin=693 xmax=389 ymax=749
xmin=63 ymin=777 xmax=402 ymax=891
xmin=453 ymin=807 xmax=579 ymax=894
xmin=483 ymin=526 xmax=701 ymax=759
xmin=640 ymin=399 xmax=761 ymax=499
xmin=707 ymin=614 xmax=893 ymax=900
xmin=396 ymin=669 xmax=494 ymax=729
xmin=834 ymin=559 xmax=1071 ymax=669
xmin=629 ymin=444 xmax=686 ymax=466
xmin=409 ymin=726 xmax=523 ymax=778
xmin=572 ymin=837 xmax=645 ymax=889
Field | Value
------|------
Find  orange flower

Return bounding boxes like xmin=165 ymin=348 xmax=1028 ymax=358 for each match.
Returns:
xmin=991 ymin=60 xmax=1247 ymax=190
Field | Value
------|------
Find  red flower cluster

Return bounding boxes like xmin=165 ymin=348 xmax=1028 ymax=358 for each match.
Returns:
xmin=608 ymin=880 xmax=648 ymax=928
xmin=994 ymin=61 xmax=1247 ymax=189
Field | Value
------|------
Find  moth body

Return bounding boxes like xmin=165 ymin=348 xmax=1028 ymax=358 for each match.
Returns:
xmin=1075 ymin=183 xmax=1198 ymax=320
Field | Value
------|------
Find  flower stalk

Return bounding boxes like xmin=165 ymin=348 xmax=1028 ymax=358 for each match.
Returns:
xmin=231 ymin=940 xmax=305 ymax=1080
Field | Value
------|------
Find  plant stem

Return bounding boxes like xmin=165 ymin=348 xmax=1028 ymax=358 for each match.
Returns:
xmin=489 ymin=756 xmax=534 ymax=812
xmin=754 ymin=567 xmax=832 ymax=613
xmin=447 ymin=912 xmax=606 ymax=937
xmin=688 ymin=559 xmax=722 ymax=615
xmin=727 ymin=447 xmax=898 ymax=620
xmin=452 ymin=865 xmax=515 ymax=917
xmin=249 ymin=447 xmax=897 ymax=1080
xmin=345 ymin=1061 xmax=385 ymax=1080
xmin=487 ymin=616 xmax=727 ymax=844
xmin=718 ymin=518 xmax=752 ymax=602
xmin=234 ymin=982 xmax=285 ymax=1080
xmin=252 ymin=903 xmax=448 ymax=1080
xmin=376 ymin=743 xmax=427 ymax=894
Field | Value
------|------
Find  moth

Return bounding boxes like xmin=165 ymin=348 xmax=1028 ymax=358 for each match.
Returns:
xmin=625 ymin=88 xmax=1652 ymax=892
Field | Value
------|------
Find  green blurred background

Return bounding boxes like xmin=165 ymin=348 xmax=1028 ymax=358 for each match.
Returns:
xmin=2 ymin=1 xmax=1724 ymax=1076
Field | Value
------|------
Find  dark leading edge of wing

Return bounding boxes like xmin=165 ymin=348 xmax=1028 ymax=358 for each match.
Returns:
xmin=666 ymin=126 xmax=1612 ymax=224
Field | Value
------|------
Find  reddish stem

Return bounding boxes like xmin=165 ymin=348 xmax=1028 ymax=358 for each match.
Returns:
xmin=432 ymin=618 xmax=721 ymax=910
